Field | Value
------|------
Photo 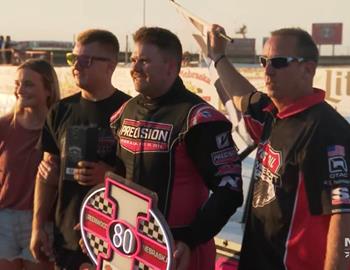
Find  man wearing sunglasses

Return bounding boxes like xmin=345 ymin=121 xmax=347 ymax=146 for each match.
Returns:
xmin=30 ymin=29 xmax=130 ymax=270
xmin=208 ymin=25 xmax=350 ymax=270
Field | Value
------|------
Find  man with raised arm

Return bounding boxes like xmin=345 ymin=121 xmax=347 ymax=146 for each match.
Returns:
xmin=208 ymin=24 xmax=350 ymax=270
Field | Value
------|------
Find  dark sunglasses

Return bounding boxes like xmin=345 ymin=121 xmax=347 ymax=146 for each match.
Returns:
xmin=66 ymin=52 xmax=111 ymax=68
xmin=259 ymin=56 xmax=305 ymax=69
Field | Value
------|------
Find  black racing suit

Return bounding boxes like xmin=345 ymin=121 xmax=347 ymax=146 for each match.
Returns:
xmin=110 ymin=77 xmax=243 ymax=269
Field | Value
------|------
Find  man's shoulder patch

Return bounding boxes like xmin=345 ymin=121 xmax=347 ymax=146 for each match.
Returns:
xmin=188 ymin=103 xmax=229 ymax=128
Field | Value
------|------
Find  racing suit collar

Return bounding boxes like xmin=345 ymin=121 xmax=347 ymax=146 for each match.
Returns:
xmin=262 ymin=88 xmax=325 ymax=119
xmin=139 ymin=77 xmax=185 ymax=108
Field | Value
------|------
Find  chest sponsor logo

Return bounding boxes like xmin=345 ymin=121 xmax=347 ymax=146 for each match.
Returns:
xmin=119 ymin=119 xmax=173 ymax=153
xmin=257 ymin=141 xmax=282 ymax=174
xmin=253 ymin=141 xmax=282 ymax=208
xmin=211 ymin=148 xmax=239 ymax=166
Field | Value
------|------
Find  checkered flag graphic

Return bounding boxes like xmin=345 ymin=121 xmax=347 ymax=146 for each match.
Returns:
xmin=134 ymin=260 xmax=153 ymax=270
xmin=138 ymin=216 xmax=165 ymax=245
xmin=86 ymin=232 xmax=109 ymax=257
xmin=88 ymin=190 xmax=113 ymax=216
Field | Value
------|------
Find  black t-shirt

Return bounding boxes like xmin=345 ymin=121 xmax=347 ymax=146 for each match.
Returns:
xmin=41 ymin=90 xmax=130 ymax=267
xmin=239 ymin=89 xmax=350 ymax=270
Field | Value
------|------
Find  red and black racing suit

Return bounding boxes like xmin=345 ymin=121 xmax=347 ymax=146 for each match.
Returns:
xmin=110 ymin=77 xmax=243 ymax=270
xmin=239 ymin=89 xmax=350 ymax=270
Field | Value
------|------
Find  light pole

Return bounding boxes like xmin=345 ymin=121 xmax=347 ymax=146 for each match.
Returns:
xmin=143 ymin=0 xmax=146 ymax=26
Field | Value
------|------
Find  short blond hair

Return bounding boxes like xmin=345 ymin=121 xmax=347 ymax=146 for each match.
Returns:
xmin=76 ymin=29 xmax=120 ymax=61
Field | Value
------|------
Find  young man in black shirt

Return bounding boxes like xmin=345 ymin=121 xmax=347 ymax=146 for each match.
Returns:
xmin=30 ymin=29 xmax=130 ymax=270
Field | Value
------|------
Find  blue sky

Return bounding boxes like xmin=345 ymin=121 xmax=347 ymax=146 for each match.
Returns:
xmin=1 ymin=0 xmax=349 ymax=55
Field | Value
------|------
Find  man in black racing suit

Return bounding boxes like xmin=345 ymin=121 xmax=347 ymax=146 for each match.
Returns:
xmin=110 ymin=27 xmax=243 ymax=270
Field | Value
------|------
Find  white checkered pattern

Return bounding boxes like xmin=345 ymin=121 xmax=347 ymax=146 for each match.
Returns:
xmin=134 ymin=260 xmax=152 ymax=270
xmin=88 ymin=190 xmax=113 ymax=216
xmin=138 ymin=216 xmax=165 ymax=245
xmin=87 ymin=232 xmax=109 ymax=257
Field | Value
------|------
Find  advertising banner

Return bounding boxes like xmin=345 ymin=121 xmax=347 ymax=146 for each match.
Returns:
xmin=312 ymin=23 xmax=343 ymax=45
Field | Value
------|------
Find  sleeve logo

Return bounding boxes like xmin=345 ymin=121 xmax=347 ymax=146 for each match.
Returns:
xmin=332 ymin=187 xmax=350 ymax=205
xmin=327 ymin=145 xmax=348 ymax=178
xmin=328 ymin=156 xmax=348 ymax=173
xmin=216 ymin=132 xmax=230 ymax=149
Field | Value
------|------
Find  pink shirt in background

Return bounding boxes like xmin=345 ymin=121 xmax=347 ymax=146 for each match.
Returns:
xmin=0 ymin=114 xmax=42 ymax=210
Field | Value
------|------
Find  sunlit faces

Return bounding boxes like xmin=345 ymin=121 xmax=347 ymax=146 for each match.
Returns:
xmin=130 ymin=43 xmax=175 ymax=98
xmin=71 ymin=42 xmax=115 ymax=91
xmin=262 ymin=36 xmax=306 ymax=101
xmin=14 ymin=68 xmax=50 ymax=110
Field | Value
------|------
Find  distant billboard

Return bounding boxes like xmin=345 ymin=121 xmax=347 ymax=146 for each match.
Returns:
xmin=312 ymin=23 xmax=342 ymax=45
xmin=13 ymin=41 xmax=73 ymax=51
xmin=226 ymin=38 xmax=256 ymax=56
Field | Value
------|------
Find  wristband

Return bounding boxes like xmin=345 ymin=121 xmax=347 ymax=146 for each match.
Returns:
xmin=214 ymin=54 xmax=226 ymax=68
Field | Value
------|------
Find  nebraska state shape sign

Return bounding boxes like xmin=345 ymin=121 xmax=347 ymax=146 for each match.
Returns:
xmin=80 ymin=172 xmax=174 ymax=270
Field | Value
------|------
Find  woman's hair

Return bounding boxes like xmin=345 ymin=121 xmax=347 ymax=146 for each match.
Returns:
xmin=17 ymin=59 xmax=60 ymax=108
xmin=13 ymin=59 xmax=61 ymax=124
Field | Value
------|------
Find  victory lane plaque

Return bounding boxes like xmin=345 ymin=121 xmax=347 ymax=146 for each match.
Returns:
xmin=80 ymin=172 xmax=174 ymax=270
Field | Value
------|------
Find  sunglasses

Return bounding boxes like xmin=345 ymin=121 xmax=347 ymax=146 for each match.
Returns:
xmin=259 ymin=56 xmax=305 ymax=69
xmin=66 ymin=52 xmax=111 ymax=68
